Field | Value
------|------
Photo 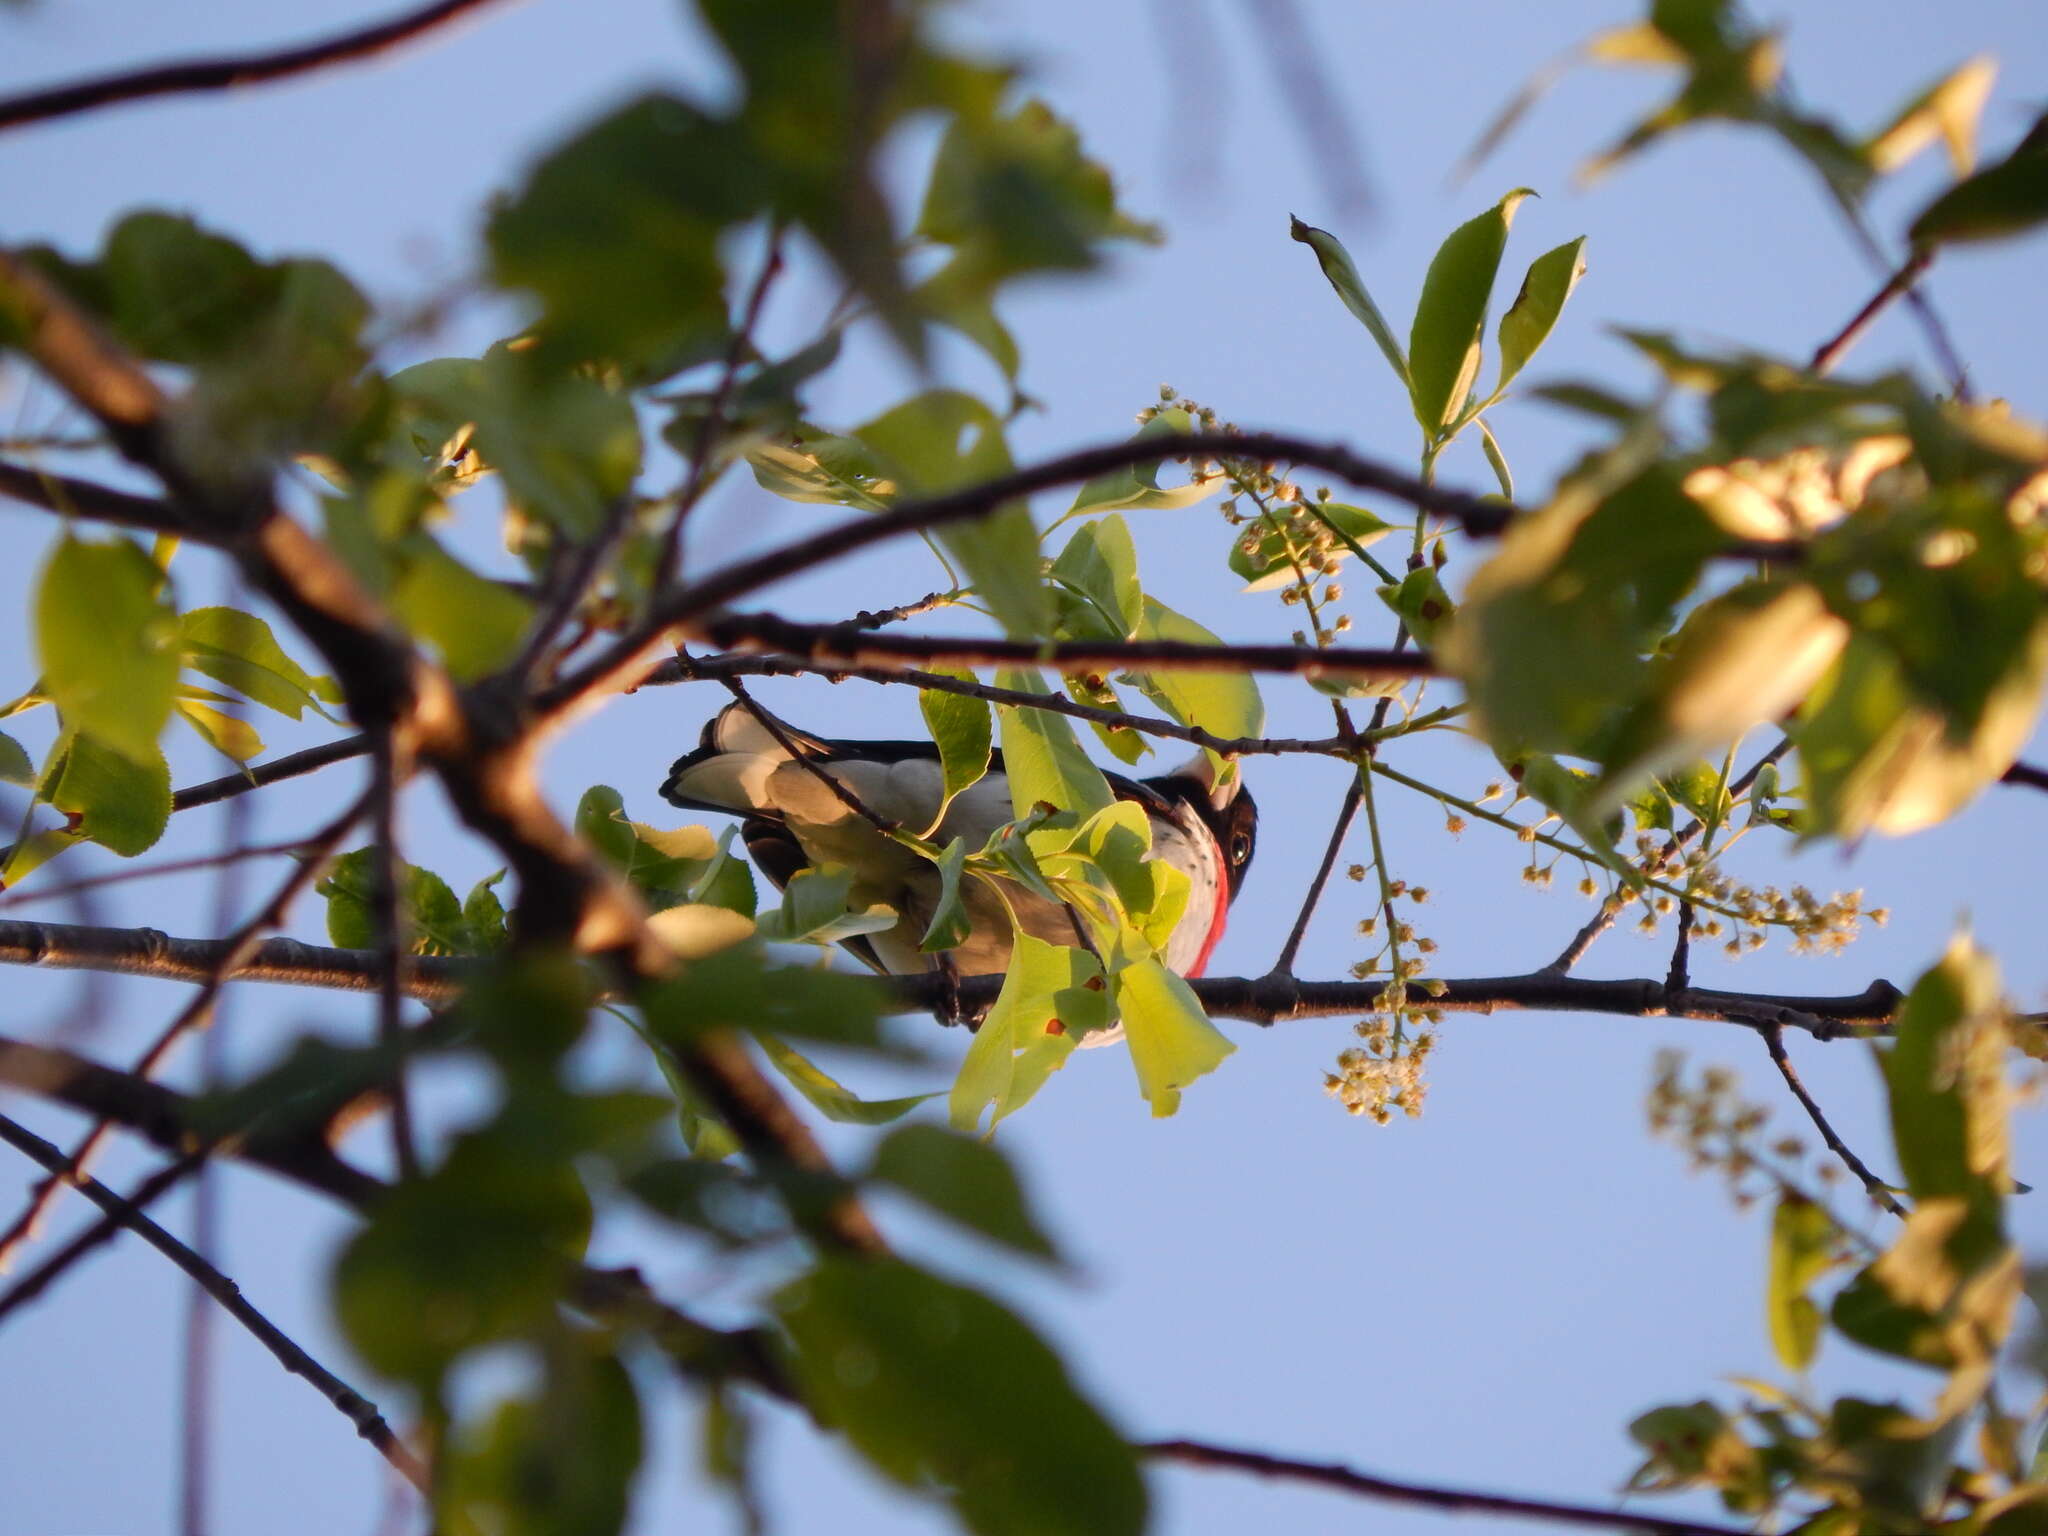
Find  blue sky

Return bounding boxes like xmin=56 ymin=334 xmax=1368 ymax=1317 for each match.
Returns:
xmin=3 ymin=2 xmax=2048 ymax=1533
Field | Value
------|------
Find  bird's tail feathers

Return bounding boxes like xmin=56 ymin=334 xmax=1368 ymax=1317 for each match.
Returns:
xmin=660 ymin=701 xmax=821 ymax=816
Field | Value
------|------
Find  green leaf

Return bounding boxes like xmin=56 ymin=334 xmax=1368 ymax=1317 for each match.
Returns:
xmin=1050 ymin=514 xmax=1142 ymax=636
xmin=1767 ymin=1193 xmax=1837 ymax=1372
xmin=759 ymin=1036 xmax=935 ymax=1126
xmin=487 ymin=94 xmax=755 ymax=376
xmin=777 ymin=1258 xmax=1144 ymax=1536
xmin=1864 ymin=58 xmax=1996 ymax=178
xmin=174 ymin=701 xmax=265 ymax=764
xmin=1884 ymin=935 xmax=2009 ymax=1207
xmin=179 ymin=607 xmax=338 ymax=722
xmin=333 ymin=1132 xmax=590 ymax=1383
xmin=754 ymin=864 xmax=898 ymax=947
xmin=642 ymin=945 xmax=893 ymax=1055
xmin=919 ymin=837 xmax=974 ymax=953
xmin=1066 ymin=411 xmax=1217 ymax=516
xmin=0 ymin=731 xmax=34 ymax=785
xmin=861 ymin=391 xmax=1049 ymax=639
xmin=1117 ymin=955 xmax=1234 ymax=1118
xmin=994 ymin=668 xmax=1114 ymax=818
xmin=1408 ymin=189 xmax=1534 ymax=438
xmin=391 ymin=348 xmax=641 ymax=539
xmin=919 ymin=672 xmax=993 ymax=835
xmin=1288 ymin=216 xmax=1410 ymax=388
xmin=1794 ymin=625 xmax=2048 ymax=839
xmin=867 ymin=1123 xmax=1059 ymax=1260
xmin=1909 ymin=110 xmax=2048 ymax=247
xmin=39 ymin=731 xmax=171 ymax=857
xmin=949 ymin=934 xmax=1093 ymax=1133
xmin=389 ymin=539 xmax=534 ymax=682
xmin=743 ymin=426 xmax=894 ymax=509
xmin=918 ymin=98 xmax=1159 ymax=278
xmin=1493 ymin=236 xmax=1587 ymax=395
xmin=35 ymin=535 xmax=178 ymax=763
xmin=1128 ymin=597 xmax=1264 ymax=757
xmin=462 ymin=872 xmax=510 ymax=955
xmin=1476 ymin=419 xmax=1515 ymax=499
xmin=318 ymin=847 xmax=477 ymax=956
xmin=1586 ymin=582 xmax=1847 ymax=820
xmin=442 ymin=1345 xmax=642 ymax=1536
xmin=1445 ymin=461 xmax=1723 ymax=760
xmin=1231 ymin=501 xmax=1392 ymax=592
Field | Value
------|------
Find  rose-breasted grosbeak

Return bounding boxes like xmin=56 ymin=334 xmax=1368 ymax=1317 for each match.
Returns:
xmin=660 ymin=701 xmax=1257 ymax=998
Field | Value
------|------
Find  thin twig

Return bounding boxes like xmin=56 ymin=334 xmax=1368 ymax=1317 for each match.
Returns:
xmin=1269 ymin=771 xmax=1362 ymax=977
xmin=2001 ymin=760 xmax=2048 ymax=794
xmin=653 ymin=234 xmax=787 ymax=587
xmin=543 ymin=427 xmax=1796 ymax=720
xmin=0 ymin=792 xmax=367 ymax=1272
xmin=0 ymin=0 xmax=521 ymax=133
xmin=1664 ymin=901 xmax=1695 ymax=995
xmin=1143 ymin=1438 xmax=1744 ymax=1536
xmin=1761 ymin=1024 xmax=1907 ymax=1218
xmin=711 ymin=671 xmax=899 ymax=834
xmin=367 ymin=736 xmax=420 ymax=1182
xmin=645 ymin=649 xmax=1412 ymax=760
xmin=1543 ymin=739 xmax=1791 ymax=976
xmin=1809 ymin=250 xmax=1934 ymax=377
xmin=171 ymin=735 xmax=370 ymax=814
xmin=0 ymin=1114 xmax=429 ymax=1492
xmin=0 ymin=837 xmax=315 ymax=909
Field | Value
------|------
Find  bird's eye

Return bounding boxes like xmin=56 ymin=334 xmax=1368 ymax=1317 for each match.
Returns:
xmin=1229 ymin=832 xmax=1252 ymax=864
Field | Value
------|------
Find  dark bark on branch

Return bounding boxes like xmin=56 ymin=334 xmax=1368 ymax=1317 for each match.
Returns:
xmin=1761 ymin=1025 xmax=1907 ymax=1217
xmin=170 ymin=735 xmax=371 ymax=813
xmin=1143 ymin=1439 xmax=1744 ymax=1536
xmin=647 ymin=651 xmax=1368 ymax=758
xmin=0 ymin=0 xmax=521 ymax=134
xmin=683 ymin=609 xmax=1431 ymax=682
xmin=0 ymin=1114 xmax=429 ymax=1491
xmin=0 ymin=250 xmax=886 ymax=1260
xmin=0 ymin=458 xmax=211 ymax=539
xmin=0 ymin=916 xmax=1907 ymax=1038
xmin=1810 ymin=251 xmax=1935 ymax=377
xmin=0 ymin=1035 xmax=798 ymax=1402
xmin=548 ymin=427 xmax=1794 ymax=715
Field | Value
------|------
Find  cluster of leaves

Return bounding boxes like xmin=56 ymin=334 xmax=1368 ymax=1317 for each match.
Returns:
xmin=1634 ymin=940 xmax=2048 ymax=1535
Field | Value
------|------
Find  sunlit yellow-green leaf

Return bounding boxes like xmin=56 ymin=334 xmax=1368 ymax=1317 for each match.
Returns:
xmin=1408 ymin=189 xmax=1534 ymax=437
xmin=1117 ymin=956 xmax=1233 ymax=1118
xmin=36 ymin=535 xmax=178 ymax=764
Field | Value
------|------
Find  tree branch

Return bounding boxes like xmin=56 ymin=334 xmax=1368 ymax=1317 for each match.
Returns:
xmin=0 ymin=1114 xmax=430 ymax=1492
xmin=1143 ymin=1439 xmax=1744 ymax=1536
xmin=1809 ymin=250 xmax=1935 ymax=377
xmin=545 ymin=427 xmax=1793 ymax=717
xmin=0 ymin=0 xmax=522 ymax=134
xmin=649 ymin=650 xmax=1376 ymax=759
xmin=0 ymin=1036 xmax=798 ymax=1403
xmin=0 ymin=247 xmax=887 ymax=1260
xmin=0 ymin=458 xmax=208 ymax=539
xmin=0 ymin=792 xmax=367 ymax=1272
xmin=167 ymin=734 xmax=370 ymax=812
xmin=0 ymin=915 xmax=1909 ymax=1038
xmin=1760 ymin=1024 xmax=1907 ymax=1218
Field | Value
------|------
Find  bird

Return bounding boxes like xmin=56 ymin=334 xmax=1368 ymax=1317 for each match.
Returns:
xmin=660 ymin=699 xmax=1257 ymax=1023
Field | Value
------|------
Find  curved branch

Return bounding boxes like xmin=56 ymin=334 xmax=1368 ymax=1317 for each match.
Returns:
xmin=0 ymin=1033 xmax=797 ymax=1402
xmin=0 ymin=0 xmax=522 ymax=134
xmin=0 ymin=1114 xmax=428 ymax=1492
xmin=1143 ymin=1439 xmax=1744 ymax=1536
xmin=1761 ymin=1025 xmax=1907 ymax=1217
xmin=172 ymin=735 xmax=372 ymax=814
xmin=547 ymin=428 xmax=1795 ymax=716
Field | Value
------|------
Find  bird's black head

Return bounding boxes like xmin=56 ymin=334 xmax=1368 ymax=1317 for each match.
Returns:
xmin=1145 ymin=761 xmax=1257 ymax=902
